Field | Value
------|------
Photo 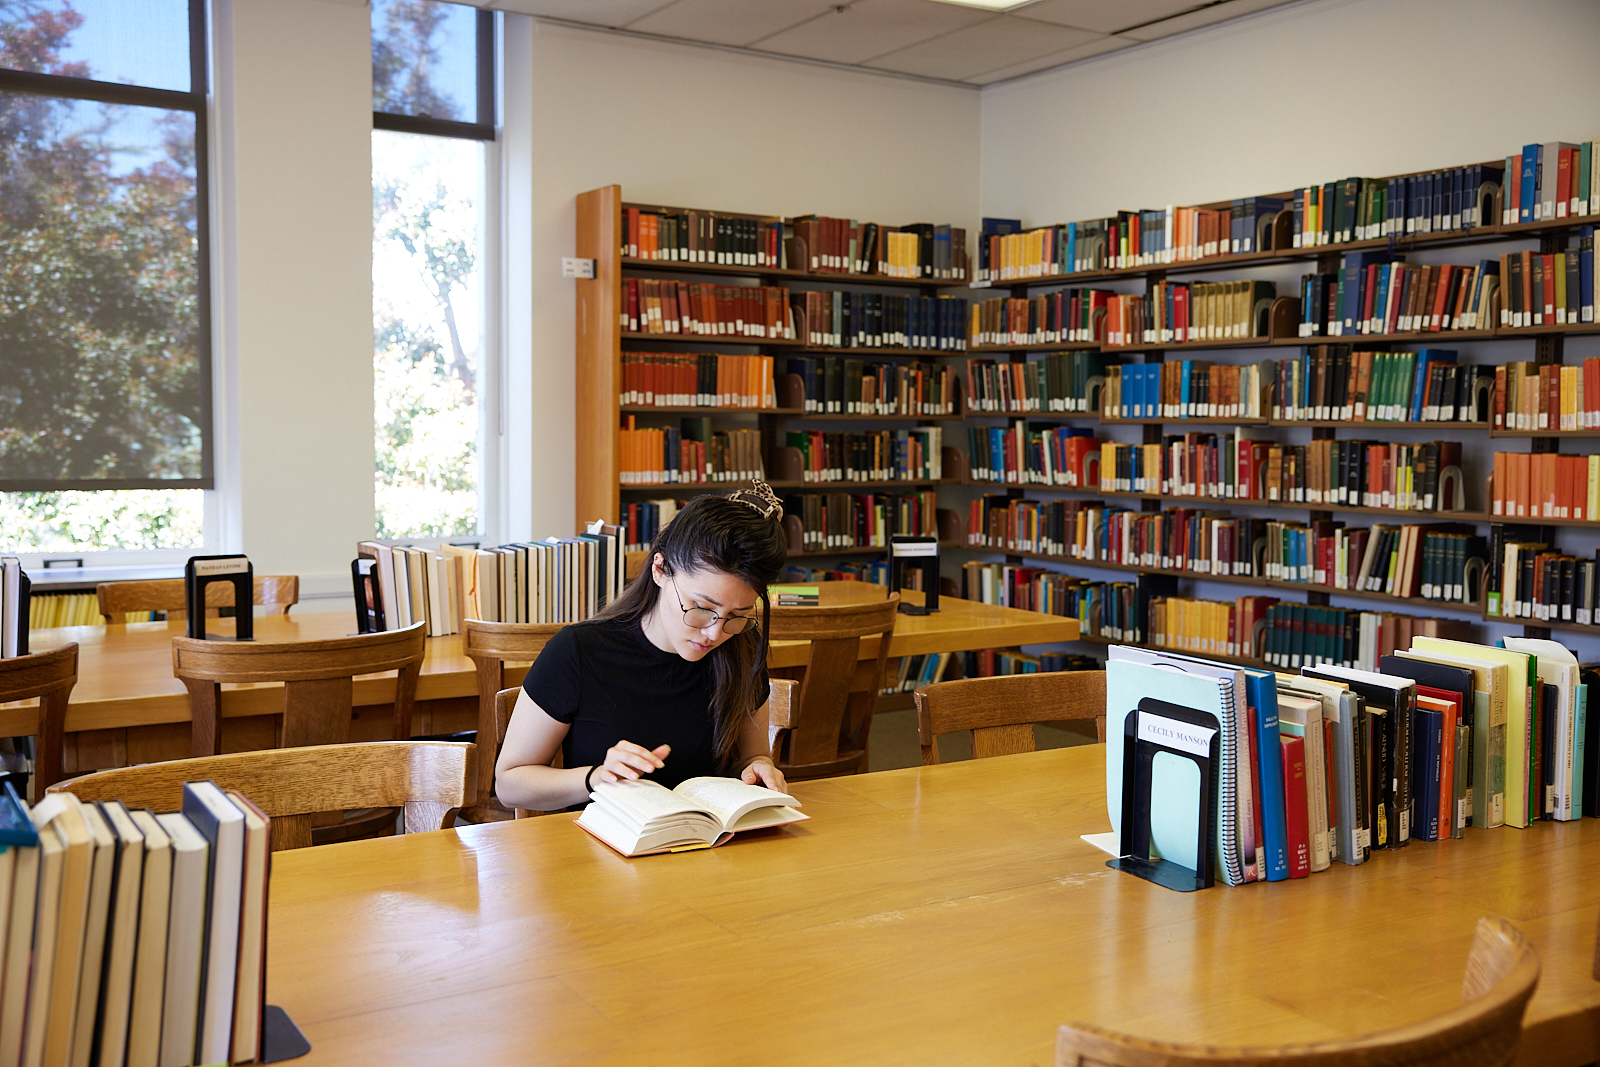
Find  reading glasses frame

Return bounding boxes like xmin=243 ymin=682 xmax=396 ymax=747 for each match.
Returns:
xmin=670 ymin=577 xmax=758 ymax=635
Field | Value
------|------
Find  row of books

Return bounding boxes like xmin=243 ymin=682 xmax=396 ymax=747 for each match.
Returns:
xmin=1503 ymin=141 xmax=1600 ymax=224
xmin=1497 ymin=359 xmax=1600 ymax=430
xmin=618 ymin=419 xmax=763 ymax=486
xmin=1271 ymin=347 xmax=1490 ymax=424
xmin=0 ymin=558 xmax=28 ymax=658
xmin=1106 ymin=359 xmax=1266 ymax=420
xmin=785 ymin=356 xmax=957 ymax=416
xmin=963 ymin=351 xmax=1108 ymax=415
xmin=791 ymin=290 xmax=969 ymax=350
xmin=880 ymin=652 xmax=952 ymax=695
xmin=1288 ymin=168 xmax=1499 ymax=250
xmin=622 ymin=279 xmax=793 ymax=339
xmin=969 ymin=289 xmax=1110 ymax=347
xmin=1487 ymin=534 xmax=1600 ymax=625
xmin=1489 ymin=451 xmax=1600 ymax=521
xmin=27 ymin=592 xmax=100 ymax=630
xmin=790 ymin=217 xmax=967 ymax=279
xmin=622 ymin=498 xmax=678 ymax=553
xmin=781 ymin=427 xmax=944 ymax=484
xmin=783 ymin=491 xmax=941 ymax=552
xmin=780 ymin=559 xmax=887 ymax=585
xmin=1103 ymin=279 xmax=1276 ymax=347
xmin=959 ymin=647 xmax=1096 ymax=678
xmin=4 ymin=782 xmax=271 ymax=1067
xmin=1497 ymin=243 xmax=1596 ymax=329
xmin=1297 ymin=257 xmax=1499 ymax=337
xmin=622 ymin=207 xmax=781 ymax=266
xmin=620 ymin=353 xmax=777 ymax=409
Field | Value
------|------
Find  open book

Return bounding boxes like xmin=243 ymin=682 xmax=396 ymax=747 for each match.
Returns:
xmin=575 ymin=777 xmax=807 ymax=857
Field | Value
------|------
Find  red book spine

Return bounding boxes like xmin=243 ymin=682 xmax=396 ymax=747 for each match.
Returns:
xmin=1281 ymin=735 xmax=1310 ymax=878
xmin=1246 ymin=708 xmax=1264 ymax=881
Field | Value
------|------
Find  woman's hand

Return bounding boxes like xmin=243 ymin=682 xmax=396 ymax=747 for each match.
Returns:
xmin=594 ymin=740 xmax=670 ymax=785
xmin=740 ymin=756 xmax=787 ymax=793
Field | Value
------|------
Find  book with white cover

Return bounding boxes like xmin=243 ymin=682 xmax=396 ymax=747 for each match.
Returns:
xmin=96 ymin=801 xmax=147 ymax=1067
xmin=576 ymin=777 xmax=806 ymax=857
xmin=40 ymin=794 xmax=92 ymax=1067
xmin=228 ymin=791 xmax=271 ymax=1065
xmin=126 ymin=810 xmax=172 ymax=1067
xmin=182 ymin=781 xmax=246 ymax=1067
xmin=69 ymin=799 xmax=116 ymax=1067
xmin=157 ymin=811 xmax=209 ymax=1067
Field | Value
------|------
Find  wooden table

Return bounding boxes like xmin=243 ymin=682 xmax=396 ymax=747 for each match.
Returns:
xmin=12 ymin=589 xmax=1076 ymax=771
xmin=266 ymin=745 xmax=1600 ymax=1067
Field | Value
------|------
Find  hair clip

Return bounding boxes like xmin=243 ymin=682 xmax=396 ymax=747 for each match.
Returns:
xmin=730 ymin=479 xmax=783 ymax=521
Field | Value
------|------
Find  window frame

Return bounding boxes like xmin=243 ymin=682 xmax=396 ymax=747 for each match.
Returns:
xmin=372 ymin=6 xmax=495 ymax=143
xmin=0 ymin=0 xmax=215 ymax=493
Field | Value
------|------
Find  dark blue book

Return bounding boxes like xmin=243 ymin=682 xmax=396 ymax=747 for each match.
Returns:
xmin=1412 ymin=706 xmax=1443 ymax=840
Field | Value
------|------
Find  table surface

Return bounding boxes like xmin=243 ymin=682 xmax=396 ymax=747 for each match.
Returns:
xmin=265 ymin=744 xmax=1600 ymax=1067
xmin=10 ymin=584 xmax=1076 ymax=735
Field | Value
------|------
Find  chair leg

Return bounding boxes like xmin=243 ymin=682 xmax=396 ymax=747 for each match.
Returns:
xmin=35 ymin=687 xmax=68 ymax=791
xmin=185 ymin=678 xmax=223 ymax=757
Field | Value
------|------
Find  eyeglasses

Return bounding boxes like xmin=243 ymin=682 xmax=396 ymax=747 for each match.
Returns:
xmin=670 ymin=577 xmax=757 ymax=634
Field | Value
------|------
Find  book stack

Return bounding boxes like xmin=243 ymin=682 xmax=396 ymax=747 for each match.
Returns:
xmin=1495 ymin=360 xmax=1600 ymax=430
xmin=965 ymin=423 xmax=1101 ymax=487
xmin=622 ymin=498 xmax=677 ymax=553
xmin=622 ymin=279 xmax=795 ymax=339
xmin=1496 ymin=243 xmax=1596 ymax=328
xmin=620 ymin=353 xmax=776 ymax=409
xmin=359 ymin=525 xmax=625 ymax=628
xmin=783 ymin=427 xmax=942 ymax=484
xmin=1 ymin=558 xmax=29 ymax=659
xmin=619 ymin=419 xmax=763 ymax=486
xmin=785 ymin=356 xmax=956 ymax=416
xmin=2 ymin=781 xmax=274 ymax=1066
xmin=1503 ymin=141 xmax=1600 ymax=224
xmin=622 ymin=207 xmax=782 ymax=266
xmin=1490 ymin=451 xmax=1599 ymax=521
xmin=790 ymin=217 xmax=966 ymax=280
xmin=1111 ymin=360 xmax=1266 ymax=420
xmin=27 ymin=592 xmax=100 ymax=629
xmin=784 ymin=491 xmax=940 ymax=552
xmin=1298 ymin=259 xmax=1499 ymax=337
xmin=781 ymin=559 xmax=888 ymax=586
xmin=880 ymin=652 xmax=952 ymax=695
xmin=790 ymin=291 xmax=967 ymax=350
xmin=964 ymin=351 xmax=1108 ymax=415
xmin=770 ymin=584 xmax=819 ymax=607
xmin=969 ymin=290 xmax=1112 ymax=346
xmin=1269 ymin=347 xmax=1491 ymax=424
xmin=1486 ymin=528 xmax=1600 ymax=624
xmin=1102 ymin=279 xmax=1275 ymax=348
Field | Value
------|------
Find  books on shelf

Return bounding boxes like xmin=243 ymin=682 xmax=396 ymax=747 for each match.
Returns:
xmin=792 ymin=216 xmax=967 ymax=280
xmin=1497 ymin=243 xmax=1597 ymax=328
xmin=1270 ymin=347 xmax=1490 ymax=424
xmin=0 ymin=558 xmax=29 ymax=659
xmin=622 ymin=279 xmax=795 ymax=339
xmin=1105 ymin=279 xmax=1276 ymax=347
xmin=1299 ymin=258 xmax=1499 ymax=337
xmin=575 ymin=777 xmax=807 ymax=857
xmin=7 ymin=783 xmax=275 ymax=1067
xmin=1490 ymin=451 xmax=1599 ymax=520
xmin=1495 ymin=359 xmax=1600 ymax=430
xmin=786 ymin=356 xmax=957 ymax=415
xmin=619 ymin=418 xmax=763 ymax=486
xmin=1503 ymin=142 xmax=1598 ymax=223
xmin=970 ymin=290 xmax=1112 ymax=346
xmin=621 ymin=353 xmax=777 ymax=409
xmin=881 ymin=651 xmax=952 ymax=695
xmin=965 ymin=351 xmax=1107 ymax=415
xmin=791 ymin=291 xmax=967 ymax=350
xmin=780 ymin=427 xmax=942 ymax=484
xmin=784 ymin=491 xmax=941 ymax=552
xmin=623 ymin=207 xmax=782 ymax=266
xmin=1113 ymin=359 xmax=1266 ymax=420
xmin=623 ymin=498 xmax=679 ymax=553
xmin=1485 ymin=526 xmax=1600 ymax=624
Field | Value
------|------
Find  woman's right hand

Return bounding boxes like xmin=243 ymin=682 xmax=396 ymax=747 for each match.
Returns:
xmin=593 ymin=740 xmax=670 ymax=785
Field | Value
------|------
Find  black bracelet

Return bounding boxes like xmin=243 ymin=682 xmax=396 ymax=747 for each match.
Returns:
xmin=584 ymin=765 xmax=598 ymax=793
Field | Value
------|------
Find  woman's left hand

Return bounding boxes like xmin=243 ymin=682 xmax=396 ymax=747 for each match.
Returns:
xmin=740 ymin=756 xmax=787 ymax=793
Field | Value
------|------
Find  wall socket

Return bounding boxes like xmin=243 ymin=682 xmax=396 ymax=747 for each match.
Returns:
xmin=561 ymin=257 xmax=595 ymax=279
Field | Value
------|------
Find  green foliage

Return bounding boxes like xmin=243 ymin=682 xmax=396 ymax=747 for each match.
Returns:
xmin=0 ymin=489 xmax=203 ymax=551
xmin=372 ymin=0 xmax=457 ymax=119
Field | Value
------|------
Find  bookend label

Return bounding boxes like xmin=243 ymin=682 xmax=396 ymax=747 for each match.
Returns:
xmin=1109 ymin=698 xmax=1220 ymax=893
xmin=888 ymin=536 xmax=939 ymax=614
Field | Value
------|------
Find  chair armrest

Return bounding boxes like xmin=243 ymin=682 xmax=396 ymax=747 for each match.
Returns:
xmin=767 ymin=678 xmax=796 ymax=729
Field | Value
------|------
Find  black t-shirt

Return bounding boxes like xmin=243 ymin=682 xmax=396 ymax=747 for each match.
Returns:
xmin=522 ymin=615 xmax=757 ymax=789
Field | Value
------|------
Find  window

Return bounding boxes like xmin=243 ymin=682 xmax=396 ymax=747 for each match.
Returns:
xmin=372 ymin=0 xmax=496 ymax=540
xmin=0 ymin=0 xmax=209 ymax=551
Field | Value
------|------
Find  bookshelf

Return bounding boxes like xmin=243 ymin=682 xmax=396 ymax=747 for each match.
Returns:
xmin=575 ymin=185 xmax=971 ymax=565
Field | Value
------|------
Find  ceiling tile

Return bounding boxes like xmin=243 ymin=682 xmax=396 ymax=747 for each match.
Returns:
xmin=1013 ymin=0 xmax=1202 ymax=34
xmin=964 ymin=33 xmax=1126 ymax=83
xmin=750 ymin=0 xmax=992 ymax=66
xmin=624 ymin=0 xmax=843 ymax=47
xmin=865 ymin=14 xmax=1098 ymax=80
xmin=484 ymin=0 xmax=678 ymax=25
xmin=1116 ymin=0 xmax=1296 ymax=41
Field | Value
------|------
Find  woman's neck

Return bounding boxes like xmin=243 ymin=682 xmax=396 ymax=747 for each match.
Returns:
xmin=639 ymin=600 xmax=676 ymax=654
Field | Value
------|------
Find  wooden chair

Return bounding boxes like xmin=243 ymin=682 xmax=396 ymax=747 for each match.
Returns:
xmin=914 ymin=670 xmax=1106 ymax=766
xmin=97 ymin=575 xmax=300 ymax=624
xmin=173 ymin=621 xmax=426 ymax=758
xmin=1055 ymin=916 xmax=1539 ymax=1067
xmin=461 ymin=620 xmax=564 ymax=819
xmin=766 ymin=593 xmax=899 ymax=781
xmin=48 ymin=741 xmax=475 ymax=851
xmin=0 ymin=643 xmax=78 ymax=791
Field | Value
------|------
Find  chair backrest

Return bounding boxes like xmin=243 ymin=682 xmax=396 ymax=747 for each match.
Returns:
xmin=49 ymin=741 xmax=475 ymax=851
xmin=1055 ymin=916 xmax=1539 ymax=1067
xmin=463 ymin=619 xmax=564 ymax=804
xmin=914 ymin=670 xmax=1106 ymax=766
xmin=97 ymin=575 xmax=300 ymax=624
xmin=0 ymin=643 xmax=78 ymax=791
xmin=173 ymin=621 xmax=427 ymax=757
xmin=766 ymin=593 xmax=899 ymax=780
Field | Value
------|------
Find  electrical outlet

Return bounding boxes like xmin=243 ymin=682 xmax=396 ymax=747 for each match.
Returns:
xmin=561 ymin=257 xmax=595 ymax=279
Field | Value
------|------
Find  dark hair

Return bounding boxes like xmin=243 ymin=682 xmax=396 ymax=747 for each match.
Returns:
xmin=595 ymin=492 xmax=788 ymax=769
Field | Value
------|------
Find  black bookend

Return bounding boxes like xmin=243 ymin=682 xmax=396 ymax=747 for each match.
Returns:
xmin=1108 ymin=698 xmax=1220 ymax=893
xmin=15 ymin=570 xmax=28 ymax=657
xmin=260 ymin=1004 xmax=311 ymax=1062
xmin=351 ymin=558 xmax=385 ymax=634
xmin=183 ymin=555 xmax=254 ymax=641
xmin=888 ymin=536 xmax=939 ymax=615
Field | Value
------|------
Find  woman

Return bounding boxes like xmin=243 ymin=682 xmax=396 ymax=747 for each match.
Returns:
xmin=495 ymin=483 xmax=790 ymax=811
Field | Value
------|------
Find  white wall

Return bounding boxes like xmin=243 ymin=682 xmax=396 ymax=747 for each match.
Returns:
xmin=518 ymin=21 xmax=981 ymax=538
xmin=977 ymin=0 xmax=1600 ymax=660
xmin=213 ymin=0 xmax=375 ymax=600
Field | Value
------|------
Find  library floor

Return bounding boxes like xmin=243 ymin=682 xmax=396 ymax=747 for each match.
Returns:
xmin=866 ymin=707 xmax=1099 ymax=771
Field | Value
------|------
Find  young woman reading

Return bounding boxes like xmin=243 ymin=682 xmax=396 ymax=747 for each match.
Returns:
xmin=495 ymin=483 xmax=791 ymax=811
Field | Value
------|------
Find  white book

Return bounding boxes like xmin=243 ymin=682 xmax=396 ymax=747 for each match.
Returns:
xmin=228 ymin=792 xmax=271 ymax=1065
xmin=96 ymin=801 xmax=147 ymax=1067
xmin=182 ymin=782 xmax=246 ymax=1067
xmin=126 ymin=811 xmax=173 ymax=1067
xmin=156 ymin=812 xmax=209 ymax=1067
xmin=0 ymin=823 xmax=38 ymax=1066
xmin=69 ymin=799 xmax=117 ymax=1067
xmin=576 ymin=778 xmax=806 ymax=857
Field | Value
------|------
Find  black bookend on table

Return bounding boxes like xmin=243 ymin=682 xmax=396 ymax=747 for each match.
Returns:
xmin=1109 ymin=698 xmax=1219 ymax=893
xmin=889 ymin=536 xmax=939 ymax=614
xmin=184 ymin=555 xmax=254 ymax=641
xmin=351 ymin=558 xmax=386 ymax=635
